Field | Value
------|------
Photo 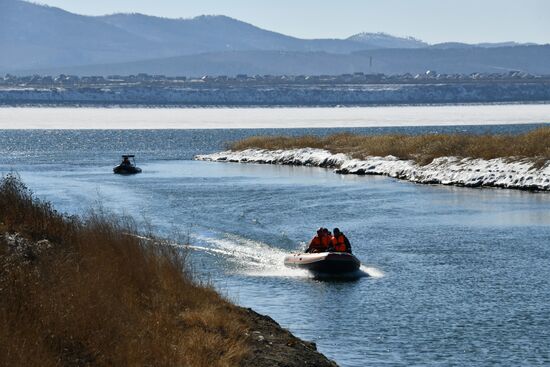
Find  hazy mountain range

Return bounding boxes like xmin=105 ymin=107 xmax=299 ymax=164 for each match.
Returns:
xmin=1 ymin=0 xmax=549 ymax=76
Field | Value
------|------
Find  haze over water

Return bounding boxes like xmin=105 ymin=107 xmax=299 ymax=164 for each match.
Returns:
xmin=1 ymin=113 xmax=549 ymax=366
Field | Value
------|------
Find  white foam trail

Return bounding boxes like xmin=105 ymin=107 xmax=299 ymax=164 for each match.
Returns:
xmin=246 ymin=266 xmax=312 ymax=278
xmin=179 ymin=244 xmax=236 ymax=257
xmin=131 ymin=231 xmax=382 ymax=280
xmin=190 ymin=233 xmax=311 ymax=278
xmin=127 ymin=231 xmax=307 ymax=276
xmin=191 ymin=233 xmax=283 ymax=266
xmin=361 ymin=266 xmax=385 ymax=278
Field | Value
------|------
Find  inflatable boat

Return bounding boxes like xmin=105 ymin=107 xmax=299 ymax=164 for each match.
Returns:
xmin=284 ymin=252 xmax=361 ymax=274
xmin=113 ymin=155 xmax=142 ymax=175
xmin=113 ymin=165 xmax=142 ymax=175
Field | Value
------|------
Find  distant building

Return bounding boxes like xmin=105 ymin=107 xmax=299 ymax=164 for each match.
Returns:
xmin=425 ymin=70 xmax=437 ymax=78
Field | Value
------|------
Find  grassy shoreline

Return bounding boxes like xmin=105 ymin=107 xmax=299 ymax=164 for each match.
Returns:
xmin=0 ymin=175 xmax=336 ymax=367
xmin=230 ymin=127 xmax=550 ymax=165
xmin=0 ymin=175 xmax=249 ymax=366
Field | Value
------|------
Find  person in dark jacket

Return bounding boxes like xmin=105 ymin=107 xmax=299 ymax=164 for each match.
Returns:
xmin=331 ymin=228 xmax=352 ymax=253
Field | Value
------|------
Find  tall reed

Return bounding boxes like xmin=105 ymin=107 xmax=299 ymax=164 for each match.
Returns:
xmin=230 ymin=127 xmax=550 ymax=165
xmin=0 ymin=174 xmax=249 ymax=367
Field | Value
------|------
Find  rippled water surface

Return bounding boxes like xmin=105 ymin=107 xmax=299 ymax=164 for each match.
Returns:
xmin=1 ymin=125 xmax=549 ymax=366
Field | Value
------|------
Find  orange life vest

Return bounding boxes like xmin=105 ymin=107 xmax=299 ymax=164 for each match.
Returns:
xmin=332 ymin=234 xmax=347 ymax=252
xmin=309 ymin=235 xmax=330 ymax=252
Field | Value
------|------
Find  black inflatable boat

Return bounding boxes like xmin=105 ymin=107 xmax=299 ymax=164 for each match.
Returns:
xmin=284 ymin=252 xmax=361 ymax=274
xmin=113 ymin=155 xmax=142 ymax=175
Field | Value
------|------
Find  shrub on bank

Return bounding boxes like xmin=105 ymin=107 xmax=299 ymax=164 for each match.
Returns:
xmin=0 ymin=174 xmax=249 ymax=367
xmin=230 ymin=127 xmax=550 ymax=165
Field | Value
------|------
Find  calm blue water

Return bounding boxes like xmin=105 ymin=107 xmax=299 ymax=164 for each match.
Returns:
xmin=1 ymin=125 xmax=550 ymax=367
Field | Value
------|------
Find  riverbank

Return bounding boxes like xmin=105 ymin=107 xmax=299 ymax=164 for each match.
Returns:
xmin=0 ymin=175 xmax=337 ymax=367
xmin=196 ymin=128 xmax=550 ymax=191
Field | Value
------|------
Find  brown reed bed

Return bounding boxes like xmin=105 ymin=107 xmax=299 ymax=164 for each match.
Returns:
xmin=230 ymin=127 xmax=550 ymax=165
xmin=0 ymin=174 xmax=249 ymax=367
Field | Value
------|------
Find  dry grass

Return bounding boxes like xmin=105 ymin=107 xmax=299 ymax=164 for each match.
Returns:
xmin=0 ymin=174 xmax=249 ymax=367
xmin=230 ymin=127 xmax=550 ymax=165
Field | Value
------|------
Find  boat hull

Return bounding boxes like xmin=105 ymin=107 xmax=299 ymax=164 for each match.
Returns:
xmin=113 ymin=165 xmax=142 ymax=175
xmin=284 ymin=252 xmax=360 ymax=274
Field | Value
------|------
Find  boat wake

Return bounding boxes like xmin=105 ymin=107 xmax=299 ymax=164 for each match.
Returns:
xmin=131 ymin=230 xmax=384 ymax=280
xmin=189 ymin=232 xmax=311 ymax=278
xmin=185 ymin=231 xmax=385 ymax=280
xmin=361 ymin=266 xmax=384 ymax=278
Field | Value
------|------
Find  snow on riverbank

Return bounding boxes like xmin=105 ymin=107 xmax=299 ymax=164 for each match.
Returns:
xmin=195 ymin=149 xmax=550 ymax=191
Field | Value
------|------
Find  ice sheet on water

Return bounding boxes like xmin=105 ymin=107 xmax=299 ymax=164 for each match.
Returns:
xmin=2 ymin=105 xmax=550 ymax=129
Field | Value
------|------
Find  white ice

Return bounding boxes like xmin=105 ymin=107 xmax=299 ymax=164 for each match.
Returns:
xmin=1 ymin=104 xmax=550 ymax=129
xmin=196 ymin=148 xmax=550 ymax=191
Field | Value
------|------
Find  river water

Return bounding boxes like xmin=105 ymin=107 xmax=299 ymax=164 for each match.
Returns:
xmin=1 ymin=123 xmax=550 ymax=366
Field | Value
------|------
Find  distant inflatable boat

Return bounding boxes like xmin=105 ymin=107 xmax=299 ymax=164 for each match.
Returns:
xmin=113 ymin=165 xmax=142 ymax=175
xmin=284 ymin=252 xmax=361 ymax=274
xmin=113 ymin=154 xmax=142 ymax=175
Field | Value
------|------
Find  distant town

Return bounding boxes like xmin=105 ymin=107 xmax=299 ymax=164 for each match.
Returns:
xmin=2 ymin=71 xmax=549 ymax=88
xmin=1 ymin=71 xmax=549 ymax=106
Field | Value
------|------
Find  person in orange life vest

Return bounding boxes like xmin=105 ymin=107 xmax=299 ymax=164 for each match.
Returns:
xmin=320 ymin=228 xmax=331 ymax=249
xmin=331 ymin=228 xmax=352 ymax=253
xmin=322 ymin=228 xmax=334 ymax=251
xmin=306 ymin=228 xmax=331 ymax=253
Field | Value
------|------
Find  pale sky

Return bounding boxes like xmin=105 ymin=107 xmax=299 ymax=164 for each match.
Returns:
xmin=34 ymin=0 xmax=550 ymax=44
